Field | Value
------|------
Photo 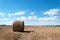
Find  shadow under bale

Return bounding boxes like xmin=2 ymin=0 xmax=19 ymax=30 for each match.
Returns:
xmin=13 ymin=20 xmax=24 ymax=32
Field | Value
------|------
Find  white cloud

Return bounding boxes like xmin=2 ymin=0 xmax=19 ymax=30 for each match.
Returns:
xmin=16 ymin=16 xmax=37 ymax=21
xmin=30 ymin=12 xmax=35 ymax=15
xmin=27 ymin=16 xmax=37 ymax=20
xmin=0 ymin=12 xmax=4 ymax=16
xmin=0 ymin=15 xmax=58 ymax=25
xmin=0 ymin=21 xmax=13 ymax=25
xmin=26 ymin=21 xmax=58 ymax=26
xmin=0 ymin=18 xmax=9 ymax=20
xmin=16 ymin=15 xmax=57 ymax=22
xmin=15 ymin=11 xmax=25 ymax=15
xmin=25 ymin=16 xmax=58 ymax=26
xmin=8 ymin=14 xmax=12 ymax=17
xmin=44 ymin=9 xmax=59 ymax=16
xmin=0 ymin=18 xmax=15 ymax=25
xmin=8 ymin=11 xmax=25 ymax=17
xmin=0 ymin=9 xmax=59 ymax=25
xmin=16 ymin=16 xmax=27 ymax=21
xmin=38 ymin=16 xmax=57 ymax=21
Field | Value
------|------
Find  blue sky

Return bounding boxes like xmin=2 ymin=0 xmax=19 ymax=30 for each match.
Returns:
xmin=0 ymin=0 xmax=60 ymax=25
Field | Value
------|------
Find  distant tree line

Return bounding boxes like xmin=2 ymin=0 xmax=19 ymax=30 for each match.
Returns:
xmin=0 ymin=25 xmax=6 ymax=26
xmin=55 ymin=25 xmax=60 ymax=27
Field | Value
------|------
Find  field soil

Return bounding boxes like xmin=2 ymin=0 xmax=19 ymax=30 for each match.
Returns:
xmin=0 ymin=26 xmax=60 ymax=40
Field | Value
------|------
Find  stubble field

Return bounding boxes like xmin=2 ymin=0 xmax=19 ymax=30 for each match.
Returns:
xmin=0 ymin=26 xmax=60 ymax=40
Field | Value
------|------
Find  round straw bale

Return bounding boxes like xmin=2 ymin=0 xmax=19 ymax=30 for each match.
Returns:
xmin=13 ymin=20 xmax=24 ymax=32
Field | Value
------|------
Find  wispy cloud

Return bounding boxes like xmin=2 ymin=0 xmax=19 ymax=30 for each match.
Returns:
xmin=16 ymin=15 xmax=57 ymax=21
xmin=27 ymin=16 xmax=37 ymax=20
xmin=44 ymin=8 xmax=60 ymax=16
xmin=16 ymin=16 xmax=27 ymax=21
xmin=8 ymin=14 xmax=12 ymax=17
xmin=0 ymin=12 xmax=4 ymax=16
xmin=16 ymin=16 xmax=37 ymax=21
xmin=14 ymin=11 xmax=25 ymax=15
xmin=38 ymin=16 xmax=57 ymax=21
xmin=30 ymin=12 xmax=35 ymax=15
xmin=8 ymin=11 xmax=26 ymax=17
xmin=0 ymin=18 xmax=9 ymax=20
xmin=0 ymin=8 xmax=60 ymax=25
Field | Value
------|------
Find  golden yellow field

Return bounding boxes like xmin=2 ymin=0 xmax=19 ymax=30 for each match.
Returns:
xmin=0 ymin=26 xmax=60 ymax=40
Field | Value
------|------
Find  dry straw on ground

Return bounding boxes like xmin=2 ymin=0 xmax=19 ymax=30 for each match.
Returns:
xmin=13 ymin=20 xmax=24 ymax=32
